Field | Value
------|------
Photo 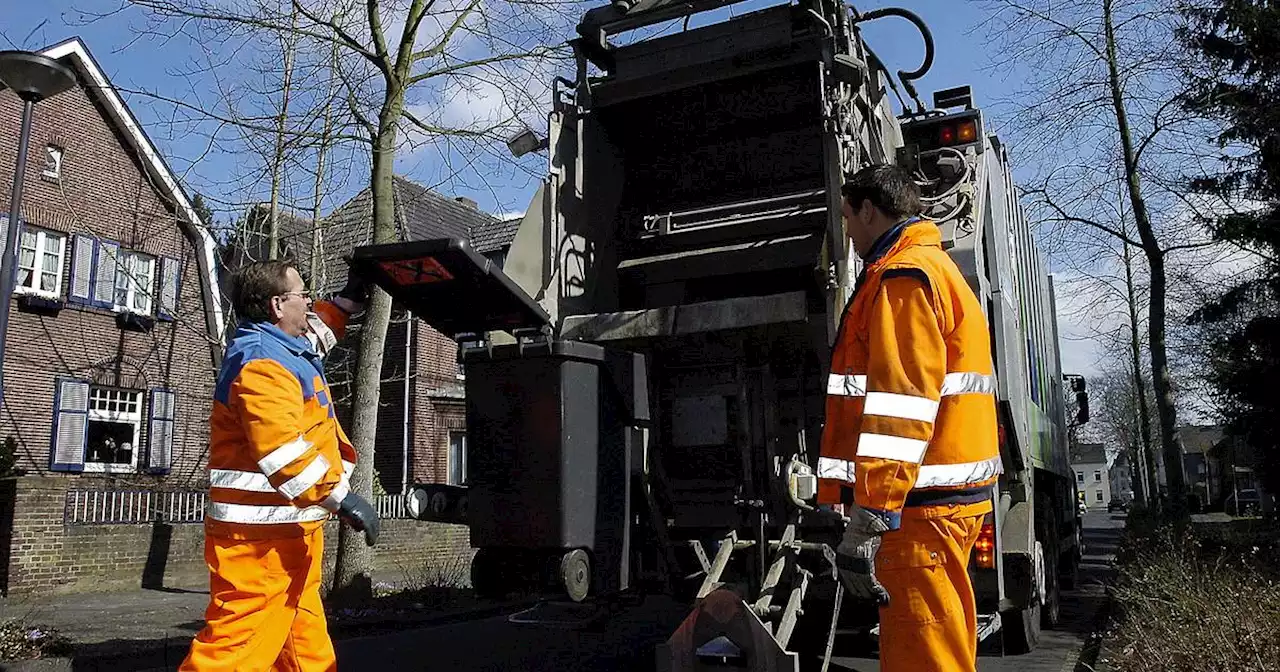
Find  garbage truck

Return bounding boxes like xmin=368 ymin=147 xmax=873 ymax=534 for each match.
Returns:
xmin=349 ymin=0 xmax=1085 ymax=667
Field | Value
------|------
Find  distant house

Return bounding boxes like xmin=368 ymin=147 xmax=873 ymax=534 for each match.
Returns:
xmin=1108 ymin=449 xmax=1134 ymax=505
xmin=277 ymin=177 xmax=521 ymax=494
xmin=1181 ymin=424 xmax=1224 ymax=511
xmin=1070 ymin=443 xmax=1111 ymax=509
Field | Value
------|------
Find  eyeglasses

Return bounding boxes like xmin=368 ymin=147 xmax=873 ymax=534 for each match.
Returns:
xmin=277 ymin=291 xmax=312 ymax=301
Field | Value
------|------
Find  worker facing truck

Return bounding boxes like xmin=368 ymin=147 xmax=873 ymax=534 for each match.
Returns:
xmin=821 ymin=164 xmax=1001 ymax=671
xmin=180 ymin=260 xmax=379 ymax=672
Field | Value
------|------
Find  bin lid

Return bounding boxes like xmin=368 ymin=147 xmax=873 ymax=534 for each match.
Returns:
xmin=348 ymin=237 xmax=551 ymax=340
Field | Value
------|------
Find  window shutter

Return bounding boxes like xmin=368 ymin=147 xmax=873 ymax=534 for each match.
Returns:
xmin=147 ymin=388 xmax=176 ymax=475
xmin=92 ymin=240 xmax=119 ymax=308
xmin=68 ymin=234 xmax=95 ymax=304
xmin=50 ymin=378 xmax=90 ymax=472
xmin=158 ymin=256 xmax=180 ymax=321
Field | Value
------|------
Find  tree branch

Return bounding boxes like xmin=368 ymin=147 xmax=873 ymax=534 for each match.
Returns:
xmin=995 ymin=0 xmax=1105 ymax=60
xmin=1022 ymin=186 xmax=1144 ymax=247
xmin=411 ymin=0 xmax=482 ymax=62
xmin=290 ymin=0 xmax=381 ymax=68
xmin=408 ymin=46 xmax=556 ymax=86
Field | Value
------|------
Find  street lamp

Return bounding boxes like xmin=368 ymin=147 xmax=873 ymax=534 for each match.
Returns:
xmin=0 ymin=51 xmax=76 ymax=403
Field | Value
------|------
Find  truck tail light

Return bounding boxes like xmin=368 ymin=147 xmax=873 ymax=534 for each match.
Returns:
xmin=974 ymin=518 xmax=996 ymax=569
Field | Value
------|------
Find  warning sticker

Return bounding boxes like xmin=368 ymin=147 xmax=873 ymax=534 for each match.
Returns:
xmin=379 ymin=257 xmax=454 ymax=285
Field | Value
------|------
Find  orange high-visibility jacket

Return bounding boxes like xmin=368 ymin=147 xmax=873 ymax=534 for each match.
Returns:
xmin=206 ymin=300 xmax=358 ymax=540
xmin=818 ymin=219 xmax=1001 ymax=528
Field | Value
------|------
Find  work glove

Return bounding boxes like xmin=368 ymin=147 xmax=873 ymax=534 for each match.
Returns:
xmin=834 ymin=506 xmax=891 ymax=606
xmin=337 ymin=491 xmax=380 ymax=547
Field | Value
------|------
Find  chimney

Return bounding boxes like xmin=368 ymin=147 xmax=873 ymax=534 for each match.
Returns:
xmin=455 ymin=196 xmax=478 ymax=209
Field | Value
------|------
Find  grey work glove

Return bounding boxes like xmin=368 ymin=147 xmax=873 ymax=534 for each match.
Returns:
xmin=337 ymin=491 xmax=380 ymax=547
xmin=834 ymin=506 xmax=891 ymax=606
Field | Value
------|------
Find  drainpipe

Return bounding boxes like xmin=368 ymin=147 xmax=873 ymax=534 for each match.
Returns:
xmin=401 ymin=315 xmax=412 ymax=494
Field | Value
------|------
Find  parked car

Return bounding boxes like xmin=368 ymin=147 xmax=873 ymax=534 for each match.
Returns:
xmin=1226 ymin=489 xmax=1262 ymax=517
xmin=1107 ymin=499 xmax=1128 ymax=513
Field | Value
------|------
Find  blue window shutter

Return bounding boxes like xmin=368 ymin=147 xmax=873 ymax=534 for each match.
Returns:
xmin=50 ymin=378 xmax=90 ymax=473
xmin=146 ymin=388 xmax=176 ymax=475
xmin=157 ymin=256 xmax=180 ymax=321
xmin=68 ymin=234 xmax=95 ymax=305
xmin=92 ymin=240 xmax=119 ymax=309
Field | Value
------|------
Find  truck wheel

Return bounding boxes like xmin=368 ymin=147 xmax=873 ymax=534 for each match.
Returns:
xmin=1002 ymin=541 xmax=1044 ymax=654
xmin=1040 ymin=554 xmax=1061 ymax=629
xmin=1059 ymin=550 xmax=1079 ymax=591
xmin=1001 ymin=601 xmax=1042 ymax=655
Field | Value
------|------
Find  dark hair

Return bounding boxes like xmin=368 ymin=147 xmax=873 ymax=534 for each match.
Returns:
xmin=841 ymin=164 xmax=922 ymax=220
xmin=230 ymin=260 xmax=297 ymax=323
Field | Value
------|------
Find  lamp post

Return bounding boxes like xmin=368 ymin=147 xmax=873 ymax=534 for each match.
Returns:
xmin=0 ymin=51 xmax=76 ymax=404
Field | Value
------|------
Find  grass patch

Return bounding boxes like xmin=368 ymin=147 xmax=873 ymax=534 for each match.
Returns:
xmin=1107 ymin=507 xmax=1280 ymax=671
xmin=0 ymin=619 xmax=73 ymax=661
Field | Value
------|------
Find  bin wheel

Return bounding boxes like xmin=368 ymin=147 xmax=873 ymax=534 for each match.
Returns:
xmin=472 ymin=548 xmax=507 ymax=599
xmin=560 ymin=549 xmax=591 ymax=602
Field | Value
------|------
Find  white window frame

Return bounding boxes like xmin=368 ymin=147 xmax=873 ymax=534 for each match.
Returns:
xmin=43 ymin=144 xmax=63 ymax=180
xmin=447 ymin=431 xmax=467 ymax=486
xmin=14 ymin=227 xmax=67 ymax=299
xmin=1076 ymin=471 xmax=1084 ymax=483
xmin=1095 ymin=490 xmax=1104 ymax=503
xmin=1094 ymin=470 xmax=1102 ymax=482
xmin=113 ymin=251 xmax=156 ymax=315
xmin=83 ymin=386 xmax=143 ymax=474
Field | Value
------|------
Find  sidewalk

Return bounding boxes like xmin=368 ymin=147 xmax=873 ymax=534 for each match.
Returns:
xmin=0 ymin=572 xmax=520 ymax=671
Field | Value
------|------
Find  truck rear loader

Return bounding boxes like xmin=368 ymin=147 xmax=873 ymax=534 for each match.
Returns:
xmin=350 ymin=0 xmax=1087 ymax=668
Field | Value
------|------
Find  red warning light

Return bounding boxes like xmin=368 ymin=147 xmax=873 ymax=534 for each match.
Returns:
xmin=940 ymin=125 xmax=956 ymax=145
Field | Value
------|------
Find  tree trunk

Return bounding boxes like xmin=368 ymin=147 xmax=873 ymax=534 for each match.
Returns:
xmin=1103 ymin=0 xmax=1186 ymax=514
xmin=1122 ymin=242 xmax=1156 ymax=508
xmin=332 ymin=90 xmax=403 ymax=602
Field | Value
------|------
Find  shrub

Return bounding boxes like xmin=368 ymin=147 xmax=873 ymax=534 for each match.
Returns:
xmin=1108 ymin=517 xmax=1280 ymax=671
xmin=0 ymin=619 xmax=72 ymax=661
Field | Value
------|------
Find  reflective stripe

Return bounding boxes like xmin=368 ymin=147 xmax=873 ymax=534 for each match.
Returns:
xmin=207 ymin=502 xmax=329 ymax=524
xmin=323 ymin=478 xmax=350 ymax=513
xmin=342 ymin=460 xmax=355 ymax=479
xmin=864 ymin=392 xmax=939 ymax=423
xmin=827 ymin=372 xmax=994 ymax=398
xmin=817 ymin=456 xmax=854 ymax=482
xmin=915 ymin=456 xmax=1004 ymax=488
xmin=940 ymin=372 xmax=996 ymax=396
xmin=856 ymin=433 xmax=929 ymax=463
xmin=827 ymin=373 xmax=867 ymax=397
xmin=209 ymin=469 xmax=274 ymax=493
xmin=278 ymin=455 xmax=330 ymax=500
xmin=258 ymin=437 xmax=312 ymax=476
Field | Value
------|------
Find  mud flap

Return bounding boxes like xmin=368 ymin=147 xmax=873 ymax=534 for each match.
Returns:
xmin=657 ymin=588 xmax=799 ymax=672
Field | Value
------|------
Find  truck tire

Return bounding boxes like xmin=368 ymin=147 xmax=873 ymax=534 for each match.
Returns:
xmin=1002 ymin=540 xmax=1045 ymax=654
xmin=1001 ymin=601 xmax=1042 ymax=655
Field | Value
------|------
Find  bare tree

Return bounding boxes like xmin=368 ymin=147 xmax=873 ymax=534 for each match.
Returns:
xmin=118 ymin=0 xmax=580 ymax=598
xmin=977 ymin=0 xmax=1231 ymax=513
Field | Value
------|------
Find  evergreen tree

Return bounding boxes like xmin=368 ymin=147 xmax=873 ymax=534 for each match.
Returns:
xmin=1180 ymin=0 xmax=1280 ymax=498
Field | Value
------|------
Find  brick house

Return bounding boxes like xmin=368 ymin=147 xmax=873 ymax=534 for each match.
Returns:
xmin=0 ymin=38 xmax=229 ymax=595
xmin=286 ymin=177 xmax=521 ymax=495
xmin=0 ymin=37 xmax=224 ymax=482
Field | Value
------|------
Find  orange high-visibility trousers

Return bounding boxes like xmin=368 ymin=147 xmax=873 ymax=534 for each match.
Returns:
xmin=179 ymin=528 xmax=335 ymax=672
xmin=875 ymin=504 xmax=986 ymax=672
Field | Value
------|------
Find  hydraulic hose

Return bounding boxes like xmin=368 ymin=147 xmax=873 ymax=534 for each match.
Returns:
xmin=850 ymin=6 xmax=935 ymax=113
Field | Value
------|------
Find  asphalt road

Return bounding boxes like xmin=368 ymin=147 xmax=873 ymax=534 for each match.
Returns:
xmin=335 ymin=511 xmax=1124 ymax=672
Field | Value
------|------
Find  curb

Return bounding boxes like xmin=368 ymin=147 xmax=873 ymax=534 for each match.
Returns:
xmin=0 ymin=598 xmax=537 ymax=672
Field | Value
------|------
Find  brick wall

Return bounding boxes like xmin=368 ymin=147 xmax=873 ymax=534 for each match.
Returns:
xmin=1 ymin=476 xmax=473 ymax=596
xmin=0 ymin=67 xmax=216 ymax=485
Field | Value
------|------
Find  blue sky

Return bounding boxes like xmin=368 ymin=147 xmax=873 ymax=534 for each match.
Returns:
xmin=2 ymin=1 xmax=1028 ymax=216
xmin=6 ymin=1 xmax=1119 ymax=375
